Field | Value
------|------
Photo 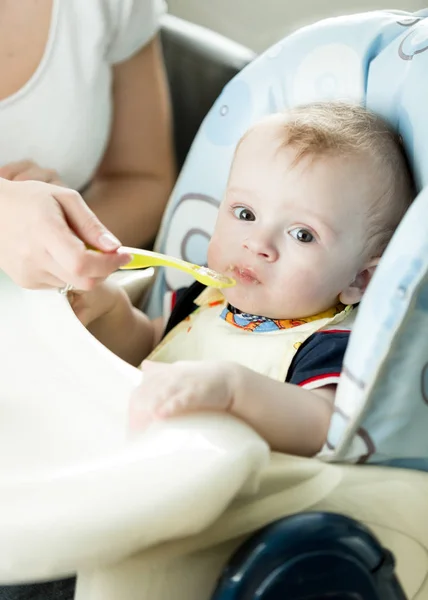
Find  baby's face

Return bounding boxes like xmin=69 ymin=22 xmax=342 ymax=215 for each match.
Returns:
xmin=207 ymin=120 xmax=374 ymax=319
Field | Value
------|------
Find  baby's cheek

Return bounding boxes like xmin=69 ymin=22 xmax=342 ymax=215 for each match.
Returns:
xmin=207 ymin=236 xmax=223 ymax=270
xmin=289 ymin=268 xmax=330 ymax=304
xmin=290 ymin=267 xmax=318 ymax=291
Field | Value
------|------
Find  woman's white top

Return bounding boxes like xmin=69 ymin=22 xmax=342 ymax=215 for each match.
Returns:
xmin=0 ymin=0 xmax=164 ymax=190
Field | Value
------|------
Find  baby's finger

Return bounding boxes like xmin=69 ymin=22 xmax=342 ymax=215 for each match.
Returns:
xmin=128 ymin=406 xmax=153 ymax=433
xmin=67 ymin=294 xmax=89 ymax=323
xmin=13 ymin=167 xmax=59 ymax=184
xmin=128 ymin=393 xmax=158 ymax=432
xmin=0 ymin=160 xmax=33 ymax=179
xmin=155 ymin=392 xmax=192 ymax=418
xmin=140 ymin=360 xmax=167 ymax=372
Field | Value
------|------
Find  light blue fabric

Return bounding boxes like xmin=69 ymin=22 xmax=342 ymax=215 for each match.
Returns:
xmin=331 ymin=185 xmax=428 ymax=467
xmin=145 ymin=9 xmax=428 ymax=467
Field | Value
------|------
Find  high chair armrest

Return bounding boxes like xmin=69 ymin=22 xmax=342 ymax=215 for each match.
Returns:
xmin=108 ymin=268 xmax=155 ymax=306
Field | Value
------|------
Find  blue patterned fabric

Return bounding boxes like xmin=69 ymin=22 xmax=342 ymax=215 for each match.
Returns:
xmin=219 ymin=308 xmax=286 ymax=332
xmin=145 ymin=9 xmax=428 ymax=467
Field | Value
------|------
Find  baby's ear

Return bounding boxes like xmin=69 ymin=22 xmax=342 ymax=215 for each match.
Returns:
xmin=339 ymin=258 xmax=380 ymax=305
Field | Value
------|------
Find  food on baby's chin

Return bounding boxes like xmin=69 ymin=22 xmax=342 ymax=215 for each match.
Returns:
xmin=196 ymin=266 xmax=235 ymax=285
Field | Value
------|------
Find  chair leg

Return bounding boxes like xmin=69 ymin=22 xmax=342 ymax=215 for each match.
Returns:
xmin=211 ymin=512 xmax=407 ymax=599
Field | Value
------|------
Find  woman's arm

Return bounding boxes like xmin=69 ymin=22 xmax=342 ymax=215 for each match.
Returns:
xmin=84 ymin=35 xmax=176 ymax=248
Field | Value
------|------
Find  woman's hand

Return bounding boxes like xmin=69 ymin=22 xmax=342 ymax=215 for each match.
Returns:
xmin=0 ymin=178 xmax=131 ymax=290
xmin=0 ymin=160 xmax=64 ymax=185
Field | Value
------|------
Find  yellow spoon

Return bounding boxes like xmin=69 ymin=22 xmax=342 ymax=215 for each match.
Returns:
xmin=117 ymin=246 xmax=236 ymax=289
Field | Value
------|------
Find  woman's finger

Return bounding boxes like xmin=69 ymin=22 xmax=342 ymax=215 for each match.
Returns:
xmin=51 ymin=187 xmax=124 ymax=253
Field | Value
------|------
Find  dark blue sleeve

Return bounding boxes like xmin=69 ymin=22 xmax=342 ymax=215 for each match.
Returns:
xmin=286 ymin=331 xmax=350 ymax=387
xmin=163 ymin=282 xmax=206 ymax=337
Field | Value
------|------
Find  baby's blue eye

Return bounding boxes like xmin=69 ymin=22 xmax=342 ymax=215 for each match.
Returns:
xmin=233 ymin=206 xmax=255 ymax=221
xmin=289 ymin=227 xmax=314 ymax=243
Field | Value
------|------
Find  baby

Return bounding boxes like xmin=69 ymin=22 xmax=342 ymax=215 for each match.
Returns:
xmin=71 ymin=102 xmax=414 ymax=457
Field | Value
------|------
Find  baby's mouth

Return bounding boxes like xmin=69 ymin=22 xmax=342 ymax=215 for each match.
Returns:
xmin=230 ymin=265 xmax=260 ymax=284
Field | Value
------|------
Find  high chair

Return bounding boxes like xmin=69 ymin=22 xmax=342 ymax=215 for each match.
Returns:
xmin=2 ymin=9 xmax=428 ymax=600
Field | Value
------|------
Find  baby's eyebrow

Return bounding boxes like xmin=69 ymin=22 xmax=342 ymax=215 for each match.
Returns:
xmin=295 ymin=209 xmax=338 ymax=240
xmin=314 ymin=219 xmax=338 ymax=241
xmin=227 ymin=186 xmax=260 ymax=202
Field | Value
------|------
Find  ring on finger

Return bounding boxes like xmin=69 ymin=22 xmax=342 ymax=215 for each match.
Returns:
xmin=58 ymin=283 xmax=75 ymax=295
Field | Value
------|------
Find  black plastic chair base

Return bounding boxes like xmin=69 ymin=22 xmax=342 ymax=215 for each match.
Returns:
xmin=212 ymin=512 xmax=407 ymax=600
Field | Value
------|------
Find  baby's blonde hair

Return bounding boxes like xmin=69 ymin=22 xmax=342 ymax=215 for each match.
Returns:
xmin=237 ymin=102 xmax=415 ymax=258
xmin=280 ymin=102 xmax=415 ymax=257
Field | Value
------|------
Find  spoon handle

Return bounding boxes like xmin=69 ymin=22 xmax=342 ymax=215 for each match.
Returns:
xmin=118 ymin=247 xmax=196 ymax=273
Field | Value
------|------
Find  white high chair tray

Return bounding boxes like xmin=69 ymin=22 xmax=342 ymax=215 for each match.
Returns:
xmin=0 ymin=272 xmax=268 ymax=583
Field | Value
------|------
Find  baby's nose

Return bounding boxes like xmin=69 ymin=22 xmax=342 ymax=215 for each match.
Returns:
xmin=243 ymin=236 xmax=279 ymax=262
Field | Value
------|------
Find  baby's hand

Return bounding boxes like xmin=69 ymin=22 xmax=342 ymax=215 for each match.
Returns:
xmin=129 ymin=360 xmax=235 ymax=431
xmin=68 ymin=281 xmax=123 ymax=327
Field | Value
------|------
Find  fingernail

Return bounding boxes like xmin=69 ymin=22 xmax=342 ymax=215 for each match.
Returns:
xmin=99 ymin=232 xmax=121 ymax=251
